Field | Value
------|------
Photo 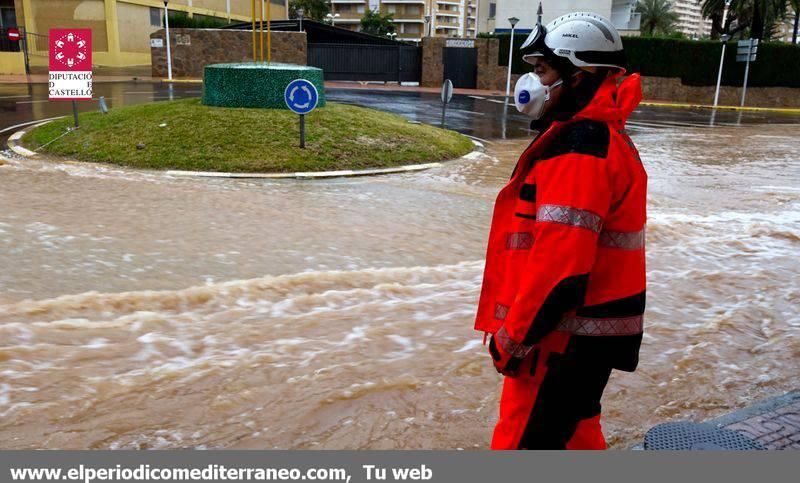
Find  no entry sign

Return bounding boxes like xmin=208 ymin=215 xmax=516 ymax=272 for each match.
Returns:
xmin=48 ymin=29 xmax=92 ymax=101
xmin=7 ymin=28 xmax=20 ymax=42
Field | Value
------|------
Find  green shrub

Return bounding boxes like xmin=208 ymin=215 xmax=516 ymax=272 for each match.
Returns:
xmin=167 ymin=12 xmax=230 ymax=29
xmin=487 ymin=33 xmax=800 ymax=88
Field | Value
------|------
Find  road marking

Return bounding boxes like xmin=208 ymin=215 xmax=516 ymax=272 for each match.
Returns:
xmin=124 ymin=91 xmax=156 ymax=95
xmin=468 ymin=95 xmax=486 ymax=100
xmin=0 ymin=116 xmax=66 ymax=135
xmin=486 ymin=98 xmax=508 ymax=104
xmin=457 ymin=110 xmax=486 ymax=116
xmin=0 ymin=95 xmax=31 ymax=99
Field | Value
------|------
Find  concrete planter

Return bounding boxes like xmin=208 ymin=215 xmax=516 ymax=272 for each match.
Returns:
xmin=202 ymin=62 xmax=325 ymax=109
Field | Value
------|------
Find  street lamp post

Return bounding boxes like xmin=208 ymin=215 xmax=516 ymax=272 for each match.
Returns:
xmin=297 ymin=7 xmax=304 ymax=32
xmin=326 ymin=13 xmax=340 ymax=27
xmin=505 ymin=17 xmax=519 ymax=98
xmin=163 ymin=0 xmax=172 ymax=80
xmin=713 ymin=0 xmax=733 ymax=107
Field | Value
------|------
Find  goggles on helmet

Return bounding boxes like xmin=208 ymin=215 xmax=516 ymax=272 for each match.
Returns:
xmin=519 ymin=22 xmax=553 ymax=63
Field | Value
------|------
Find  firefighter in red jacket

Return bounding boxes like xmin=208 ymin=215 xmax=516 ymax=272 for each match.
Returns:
xmin=474 ymin=12 xmax=647 ymax=450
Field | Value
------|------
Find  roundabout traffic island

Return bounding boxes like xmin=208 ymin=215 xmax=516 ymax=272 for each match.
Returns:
xmin=19 ymin=98 xmax=475 ymax=174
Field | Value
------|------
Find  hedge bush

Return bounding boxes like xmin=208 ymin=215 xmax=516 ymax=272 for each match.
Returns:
xmin=484 ymin=33 xmax=800 ymax=88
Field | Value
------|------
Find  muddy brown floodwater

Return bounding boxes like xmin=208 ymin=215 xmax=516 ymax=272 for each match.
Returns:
xmin=0 ymin=122 xmax=798 ymax=449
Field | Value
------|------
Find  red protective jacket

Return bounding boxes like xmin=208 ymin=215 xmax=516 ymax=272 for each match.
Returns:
xmin=475 ymin=74 xmax=647 ymax=371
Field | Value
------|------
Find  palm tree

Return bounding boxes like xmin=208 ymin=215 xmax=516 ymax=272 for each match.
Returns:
xmin=637 ymin=0 xmax=680 ymax=36
xmin=789 ymin=0 xmax=799 ymax=43
xmin=702 ymin=0 xmax=791 ymax=40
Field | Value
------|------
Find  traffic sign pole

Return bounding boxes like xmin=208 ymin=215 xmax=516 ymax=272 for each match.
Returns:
xmin=297 ymin=112 xmax=305 ymax=148
xmin=741 ymin=39 xmax=754 ymax=107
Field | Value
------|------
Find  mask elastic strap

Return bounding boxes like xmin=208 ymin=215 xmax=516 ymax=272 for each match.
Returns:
xmin=544 ymin=79 xmax=563 ymax=101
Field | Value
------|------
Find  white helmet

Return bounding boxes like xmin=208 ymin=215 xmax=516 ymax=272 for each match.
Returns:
xmin=520 ymin=12 xmax=626 ymax=73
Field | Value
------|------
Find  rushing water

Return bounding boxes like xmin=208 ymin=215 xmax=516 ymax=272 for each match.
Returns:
xmin=0 ymin=122 xmax=798 ymax=449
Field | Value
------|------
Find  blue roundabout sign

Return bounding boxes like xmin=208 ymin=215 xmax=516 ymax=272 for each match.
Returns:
xmin=284 ymin=79 xmax=319 ymax=115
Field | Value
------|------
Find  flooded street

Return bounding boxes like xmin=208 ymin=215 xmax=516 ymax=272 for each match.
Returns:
xmin=1 ymin=109 xmax=799 ymax=448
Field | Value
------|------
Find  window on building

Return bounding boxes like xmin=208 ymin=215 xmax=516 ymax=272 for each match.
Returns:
xmin=406 ymin=24 xmax=421 ymax=34
xmin=387 ymin=5 xmax=396 ymax=14
xmin=489 ymin=3 xmax=496 ymax=19
xmin=1 ymin=1 xmax=17 ymax=29
xmin=150 ymin=7 xmax=161 ymax=27
xmin=357 ymin=5 xmax=365 ymax=14
xmin=407 ymin=6 xmax=420 ymax=16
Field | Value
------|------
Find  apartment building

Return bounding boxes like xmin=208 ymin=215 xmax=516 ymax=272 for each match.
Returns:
xmin=671 ymin=0 xmax=711 ymax=38
xmin=6 ymin=0 xmax=288 ymax=68
xmin=330 ymin=0 xmax=480 ymax=42
xmin=479 ymin=0 xmax=640 ymax=35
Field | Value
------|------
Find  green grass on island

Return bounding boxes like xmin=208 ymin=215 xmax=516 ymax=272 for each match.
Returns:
xmin=22 ymin=99 xmax=475 ymax=173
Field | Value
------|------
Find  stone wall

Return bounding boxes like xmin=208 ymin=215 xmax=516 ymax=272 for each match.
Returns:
xmin=420 ymin=37 xmax=445 ymax=88
xmin=150 ymin=29 xmax=307 ymax=79
xmin=640 ymin=76 xmax=800 ymax=108
xmin=476 ymin=38 xmax=508 ymax=91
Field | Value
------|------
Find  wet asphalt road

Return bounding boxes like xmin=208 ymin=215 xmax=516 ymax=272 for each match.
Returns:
xmin=3 ymin=81 xmax=800 ymax=147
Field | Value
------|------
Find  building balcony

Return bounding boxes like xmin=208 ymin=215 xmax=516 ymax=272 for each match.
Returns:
xmin=392 ymin=18 xmax=425 ymax=23
xmin=437 ymin=1 xmax=461 ymax=5
xmin=331 ymin=0 xmax=366 ymax=3
xmin=435 ymin=25 xmax=460 ymax=30
xmin=382 ymin=0 xmax=426 ymax=3
xmin=334 ymin=12 xmax=365 ymax=20
xmin=436 ymin=12 xmax=460 ymax=18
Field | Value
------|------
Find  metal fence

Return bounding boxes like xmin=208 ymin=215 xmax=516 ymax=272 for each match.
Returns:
xmin=307 ymin=43 xmax=421 ymax=83
xmin=25 ymin=30 xmax=49 ymax=57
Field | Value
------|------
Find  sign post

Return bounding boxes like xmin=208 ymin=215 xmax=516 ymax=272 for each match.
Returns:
xmin=736 ymin=38 xmax=758 ymax=107
xmin=164 ymin=1 xmax=173 ymax=80
xmin=441 ymin=79 xmax=453 ymax=128
xmin=713 ymin=0 xmax=733 ymax=107
xmin=48 ymin=29 xmax=92 ymax=128
xmin=284 ymin=79 xmax=319 ymax=149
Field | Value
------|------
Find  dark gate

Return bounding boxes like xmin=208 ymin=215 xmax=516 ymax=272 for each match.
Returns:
xmin=308 ymin=43 xmax=421 ymax=83
xmin=443 ymin=47 xmax=477 ymax=89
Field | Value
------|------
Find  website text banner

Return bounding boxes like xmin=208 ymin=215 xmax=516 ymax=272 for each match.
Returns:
xmin=1 ymin=451 xmax=797 ymax=483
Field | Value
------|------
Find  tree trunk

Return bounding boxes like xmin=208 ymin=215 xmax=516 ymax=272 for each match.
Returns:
xmin=793 ymin=8 xmax=799 ymax=44
xmin=751 ymin=1 xmax=764 ymax=40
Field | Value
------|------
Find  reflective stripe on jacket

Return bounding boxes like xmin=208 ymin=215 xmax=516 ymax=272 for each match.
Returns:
xmin=474 ymin=73 xmax=647 ymax=371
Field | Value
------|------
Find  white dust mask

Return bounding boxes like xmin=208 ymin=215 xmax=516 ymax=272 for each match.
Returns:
xmin=514 ymin=73 xmax=563 ymax=119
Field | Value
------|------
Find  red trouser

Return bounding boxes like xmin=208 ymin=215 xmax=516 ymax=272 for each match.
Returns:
xmin=491 ymin=330 xmax=612 ymax=450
